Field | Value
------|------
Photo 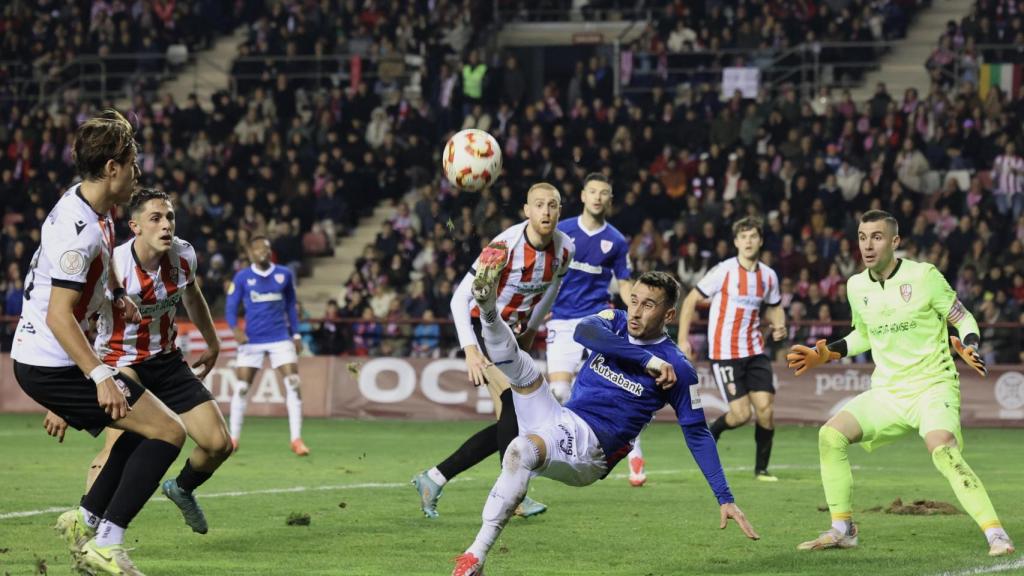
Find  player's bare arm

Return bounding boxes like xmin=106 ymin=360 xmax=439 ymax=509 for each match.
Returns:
xmin=764 ymin=304 xmax=787 ymax=342
xmin=720 ymin=502 xmax=760 ymax=540
xmin=47 ymin=286 xmax=129 ymax=419
xmin=676 ymin=287 xmax=706 ymax=358
xmin=107 ymin=257 xmax=140 ymax=323
xmin=182 ymin=278 xmax=221 ymax=379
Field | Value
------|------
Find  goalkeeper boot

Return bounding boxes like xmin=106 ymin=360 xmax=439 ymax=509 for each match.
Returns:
xmin=161 ymin=479 xmax=208 ymax=534
xmin=411 ymin=471 xmax=443 ymax=519
xmin=451 ymin=552 xmax=484 ymax=576
xmin=988 ymin=532 xmax=1015 ymax=556
xmin=628 ymin=456 xmax=647 ymax=487
xmin=797 ymin=522 xmax=858 ymax=550
xmin=55 ymin=509 xmax=95 ymax=556
xmin=514 ymin=495 xmax=547 ymax=518
xmin=77 ymin=538 xmax=145 ymax=576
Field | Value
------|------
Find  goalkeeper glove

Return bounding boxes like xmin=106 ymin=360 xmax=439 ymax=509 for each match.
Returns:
xmin=950 ymin=336 xmax=987 ymax=377
xmin=786 ymin=339 xmax=840 ymax=376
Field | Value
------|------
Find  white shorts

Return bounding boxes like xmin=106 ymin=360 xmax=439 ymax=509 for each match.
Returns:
xmin=235 ymin=340 xmax=298 ymax=370
xmin=513 ymin=380 xmax=608 ymax=487
xmin=545 ymin=318 xmax=587 ymax=375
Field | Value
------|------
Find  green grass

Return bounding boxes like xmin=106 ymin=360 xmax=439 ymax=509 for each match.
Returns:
xmin=0 ymin=414 xmax=1020 ymax=575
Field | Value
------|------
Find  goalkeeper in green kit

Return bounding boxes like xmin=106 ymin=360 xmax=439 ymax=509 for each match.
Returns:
xmin=786 ymin=210 xmax=1015 ymax=556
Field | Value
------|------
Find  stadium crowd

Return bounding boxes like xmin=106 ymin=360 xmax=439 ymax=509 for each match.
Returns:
xmin=2 ymin=0 xmax=1023 ymax=364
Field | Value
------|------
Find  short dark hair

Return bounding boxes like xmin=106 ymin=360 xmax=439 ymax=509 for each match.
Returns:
xmin=860 ymin=209 xmax=899 ymax=235
xmin=583 ymin=173 xmax=611 ymax=188
xmin=128 ymin=188 xmax=170 ymax=216
xmin=73 ymin=109 xmax=137 ymax=181
xmin=732 ymin=216 xmax=763 ymax=238
xmin=636 ymin=271 xmax=681 ymax=309
xmin=249 ymin=235 xmax=270 ymax=246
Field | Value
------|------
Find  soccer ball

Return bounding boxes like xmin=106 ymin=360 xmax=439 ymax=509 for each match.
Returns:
xmin=442 ymin=129 xmax=502 ymax=192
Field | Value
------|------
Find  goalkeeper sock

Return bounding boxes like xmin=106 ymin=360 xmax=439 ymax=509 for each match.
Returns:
xmin=931 ymin=444 xmax=1002 ymax=533
xmin=819 ymin=426 xmax=853 ymax=526
xmin=467 ymin=436 xmax=539 ymax=561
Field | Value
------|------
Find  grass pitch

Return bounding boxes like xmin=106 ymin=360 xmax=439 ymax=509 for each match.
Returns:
xmin=0 ymin=414 xmax=1020 ymax=575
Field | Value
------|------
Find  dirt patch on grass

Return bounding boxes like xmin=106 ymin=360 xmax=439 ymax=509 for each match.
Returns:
xmin=885 ymin=498 xmax=960 ymax=515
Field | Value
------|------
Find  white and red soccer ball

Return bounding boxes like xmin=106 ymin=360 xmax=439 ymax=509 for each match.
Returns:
xmin=442 ymin=129 xmax=502 ymax=192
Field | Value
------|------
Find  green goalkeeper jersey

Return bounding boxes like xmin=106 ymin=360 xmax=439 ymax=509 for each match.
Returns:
xmin=842 ymin=258 xmax=980 ymax=394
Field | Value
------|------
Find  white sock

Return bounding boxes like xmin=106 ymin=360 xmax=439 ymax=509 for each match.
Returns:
xmin=229 ymin=387 xmax=248 ymax=440
xmin=95 ymin=519 xmax=125 ymax=547
xmin=550 ymin=380 xmax=571 ymax=404
xmin=467 ymin=437 xmax=540 ymax=561
xmin=479 ymin=317 xmax=540 ymax=387
xmin=285 ymin=385 xmax=303 ymax=441
xmin=79 ymin=506 xmax=100 ymax=529
xmin=629 ymin=436 xmax=643 ymax=460
xmin=427 ymin=467 xmax=448 ymax=487
xmin=985 ymin=527 xmax=1009 ymax=542
xmin=831 ymin=519 xmax=850 ymax=535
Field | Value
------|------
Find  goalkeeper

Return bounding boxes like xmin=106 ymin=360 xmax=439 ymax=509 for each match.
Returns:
xmin=786 ymin=210 xmax=1014 ymax=556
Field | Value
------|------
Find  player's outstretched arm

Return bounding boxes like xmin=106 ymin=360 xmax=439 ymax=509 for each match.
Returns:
xmin=951 ymin=335 xmax=987 ymax=376
xmin=224 ymin=273 xmax=246 ymax=344
xmin=932 ymin=266 xmax=986 ymax=376
xmin=786 ymin=339 xmax=841 ymax=376
xmin=676 ymin=288 xmax=705 ymax=359
xmin=182 ymin=278 xmax=221 ymax=379
xmin=574 ymin=313 xmax=664 ymax=371
xmin=680 ymin=422 xmax=759 ymax=540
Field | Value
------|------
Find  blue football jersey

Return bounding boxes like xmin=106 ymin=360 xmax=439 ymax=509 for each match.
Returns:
xmin=566 ymin=310 xmax=704 ymax=466
xmin=551 ymin=216 xmax=631 ymax=320
xmin=225 ymin=264 xmax=299 ymax=344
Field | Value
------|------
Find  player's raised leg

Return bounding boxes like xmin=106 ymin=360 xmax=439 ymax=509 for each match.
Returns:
xmin=162 ymin=400 xmax=233 ymax=534
xmin=798 ymin=411 xmax=861 ymax=551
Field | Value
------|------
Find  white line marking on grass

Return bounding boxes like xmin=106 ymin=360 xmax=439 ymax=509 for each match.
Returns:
xmin=929 ymin=558 xmax=1024 ymax=576
xmin=0 ymin=463 xmax=858 ymax=521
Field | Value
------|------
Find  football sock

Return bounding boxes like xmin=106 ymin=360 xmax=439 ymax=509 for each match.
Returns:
xmin=478 ymin=313 xmax=541 ymax=388
xmin=80 ymin=432 xmax=144 ymax=517
xmin=550 ymin=380 xmax=571 ymax=404
xmin=467 ymin=436 xmax=540 ymax=562
xmin=931 ymin=444 xmax=1002 ymax=533
xmin=229 ymin=386 xmax=247 ymax=440
xmin=628 ymin=436 xmax=643 ymax=460
xmin=426 ymin=467 xmax=448 ymax=487
xmin=709 ymin=414 xmax=738 ymax=441
xmin=755 ymin=425 xmax=774 ymax=471
xmin=95 ymin=519 xmax=125 ymax=547
xmin=175 ymin=459 xmax=213 ymax=493
xmin=79 ymin=506 xmax=100 ymax=530
xmin=818 ymin=425 xmax=853 ymax=525
xmin=285 ymin=383 xmax=303 ymax=441
xmin=103 ymin=439 xmax=181 ymax=528
xmin=437 ymin=423 xmax=499 ymax=480
xmin=495 ymin=389 xmax=519 ymax=461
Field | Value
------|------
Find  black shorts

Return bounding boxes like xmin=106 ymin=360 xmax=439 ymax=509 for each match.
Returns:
xmin=13 ymin=360 xmax=147 ymax=437
xmin=710 ymin=354 xmax=775 ymax=403
xmin=130 ymin=350 xmax=214 ymax=414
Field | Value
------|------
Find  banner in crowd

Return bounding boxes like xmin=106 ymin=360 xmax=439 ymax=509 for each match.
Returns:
xmin=1 ymin=354 xmax=1022 ymax=427
xmin=979 ymin=63 xmax=1023 ymax=100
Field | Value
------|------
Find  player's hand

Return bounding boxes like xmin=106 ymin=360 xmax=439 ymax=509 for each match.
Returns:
xmin=114 ymin=295 xmax=141 ymax=323
xmin=646 ymin=358 xmax=677 ymax=389
xmin=192 ymin=345 xmax=220 ymax=380
xmin=464 ymin=345 xmax=492 ymax=387
xmin=516 ymin=329 xmax=537 ymax=351
xmin=786 ymin=339 xmax=839 ymax=376
xmin=771 ymin=324 xmax=787 ymax=342
xmin=720 ymin=503 xmax=760 ymax=540
xmin=678 ymin=338 xmax=694 ymax=360
xmin=43 ymin=411 xmax=68 ymax=443
xmin=233 ymin=327 xmax=248 ymax=346
xmin=950 ymin=336 xmax=987 ymax=377
xmin=96 ymin=377 xmax=129 ymax=420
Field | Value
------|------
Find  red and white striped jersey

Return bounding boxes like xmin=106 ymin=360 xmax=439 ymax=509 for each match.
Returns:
xmin=469 ymin=220 xmax=574 ymax=326
xmin=94 ymin=237 xmax=197 ymax=367
xmin=696 ymin=257 xmax=781 ymax=361
xmin=12 ymin=185 xmax=115 ymax=367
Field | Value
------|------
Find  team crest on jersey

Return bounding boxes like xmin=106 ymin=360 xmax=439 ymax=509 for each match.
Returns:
xmin=900 ymin=283 xmax=912 ymax=302
xmin=600 ymin=239 xmax=613 ymax=253
xmin=59 ymin=250 xmax=86 ymax=275
xmin=167 ymin=267 xmax=178 ymax=283
xmin=274 ymin=273 xmax=285 ymax=284
xmin=247 ymin=278 xmax=256 ymax=286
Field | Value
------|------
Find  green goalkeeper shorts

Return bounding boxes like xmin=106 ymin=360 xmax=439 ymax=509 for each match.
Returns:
xmin=841 ymin=383 xmax=963 ymax=452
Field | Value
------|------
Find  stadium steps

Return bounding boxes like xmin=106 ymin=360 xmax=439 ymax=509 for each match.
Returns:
xmin=849 ymin=0 xmax=973 ymax=104
xmin=295 ymin=201 xmax=401 ymax=316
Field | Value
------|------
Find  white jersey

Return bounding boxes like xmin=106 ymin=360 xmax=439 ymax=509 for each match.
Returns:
xmin=451 ymin=220 xmax=574 ymax=350
xmin=94 ymin=237 xmax=197 ymax=367
xmin=696 ymin=257 xmax=781 ymax=361
xmin=993 ymin=153 xmax=1024 ymax=196
xmin=11 ymin=185 xmax=115 ymax=367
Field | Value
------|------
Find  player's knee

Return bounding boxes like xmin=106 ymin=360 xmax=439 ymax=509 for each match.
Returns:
xmin=818 ymin=425 xmax=849 ymax=452
xmin=157 ymin=418 xmax=187 ymax=447
xmin=284 ymin=374 xmax=302 ymax=394
xmin=732 ymin=404 xmax=752 ymax=423
xmin=207 ymin=432 xmax=234 ymax=461
xmin=756 ymin=406 xmax=774 ymax=426
xmin=502 ymin=435 xmax=541 ymax=472
xmin=234 ymin=382 xmax=249 ymax=397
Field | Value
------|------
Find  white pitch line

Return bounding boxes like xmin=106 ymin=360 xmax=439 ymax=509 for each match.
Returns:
xmin=928 ymin=558 xmax=1024 ymax=576
xmin=0 ymin=463 xmax=852 ymax=521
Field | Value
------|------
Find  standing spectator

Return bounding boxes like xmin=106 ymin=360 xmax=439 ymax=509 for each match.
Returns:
xmin=992 ymin=142 xmax=1024 ymax=220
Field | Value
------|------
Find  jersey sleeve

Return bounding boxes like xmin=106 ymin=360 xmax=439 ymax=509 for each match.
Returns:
xmin=695 ymin=263 xmax=726 ymax=298
xmin=613 ymin=237 xmax=632 ymax=281
xmin=283 ymin=268 xmax=299 ymax=336
xmin=572 ymin=309 xmax=657 ymax=367
xmin=43 ymin=214 xmax=102 ymax=289
xmin=927 ymin=264 xmax=980 ymax=339
xmin=225 ymin=271 xmax=244 ymax=328
xmin=176 ymin=238 xmax=199 ymax=285
xmin=664 ymin=356 xmax=705 ymax=426
xmin=764 ymin=268 xmax=782 ymax=306
xmin=842 ymin=279 xmax=871 ymax=356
